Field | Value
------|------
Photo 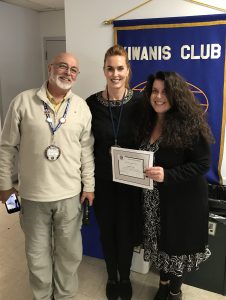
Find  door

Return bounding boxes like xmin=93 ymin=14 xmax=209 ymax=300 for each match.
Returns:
xmin=44 ymin=37 xmax=66 ymax=79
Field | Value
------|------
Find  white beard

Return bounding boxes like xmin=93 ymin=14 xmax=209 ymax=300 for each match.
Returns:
xmin=49 ymin=72 xmax=74 ymax=90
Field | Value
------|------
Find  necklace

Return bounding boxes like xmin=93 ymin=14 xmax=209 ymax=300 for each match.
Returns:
xmin=43 ymin=98 xmax=70 ymax=161
xmin=107 ymin=88 xmax=126 ymax=147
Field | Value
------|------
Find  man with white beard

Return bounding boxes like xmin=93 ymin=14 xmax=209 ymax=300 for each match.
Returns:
xmin=0 ymin=52 xmax=95 ymax=300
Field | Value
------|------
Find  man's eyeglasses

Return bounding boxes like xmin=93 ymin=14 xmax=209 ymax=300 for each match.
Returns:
xmin=53 ymin=63 xmax=80 ymax=75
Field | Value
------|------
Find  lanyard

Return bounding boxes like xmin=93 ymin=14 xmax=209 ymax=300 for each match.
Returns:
xmin=107 ymin=89 xmax=126 ymax=146
xmin=43 ymin=98 xmax=70 ymax=135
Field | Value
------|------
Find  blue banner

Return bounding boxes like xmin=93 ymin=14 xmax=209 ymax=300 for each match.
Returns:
xmin=114 ymin=14 xmax=226 ymax=184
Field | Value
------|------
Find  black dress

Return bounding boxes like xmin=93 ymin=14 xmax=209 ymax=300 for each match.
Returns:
xmin=86 ymin=90 xmax=143 ymax=280
xmin=140 ymin=137 xmax=211 ymax=277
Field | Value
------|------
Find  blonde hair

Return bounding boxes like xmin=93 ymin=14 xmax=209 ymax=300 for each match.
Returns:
xmin=104 ymin=44 xmax=131 ymax=88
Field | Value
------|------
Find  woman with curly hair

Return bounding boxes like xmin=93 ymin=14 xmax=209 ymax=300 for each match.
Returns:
xmin=139 ymin=71 xmax=214 ymax=300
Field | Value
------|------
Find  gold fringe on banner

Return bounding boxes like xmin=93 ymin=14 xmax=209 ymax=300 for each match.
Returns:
xmin=184 ymin=0 xmax=226 ymax=13
xmin=103 ymin=0 xmax=153 ymax=25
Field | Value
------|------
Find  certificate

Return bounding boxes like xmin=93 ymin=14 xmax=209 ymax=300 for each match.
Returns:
xmin=111 ymin=147 xmax=154 ymax=189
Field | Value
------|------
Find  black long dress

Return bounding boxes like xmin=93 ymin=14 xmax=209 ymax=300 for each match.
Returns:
xmin=86 ymin=90 xmax=143 ymax=280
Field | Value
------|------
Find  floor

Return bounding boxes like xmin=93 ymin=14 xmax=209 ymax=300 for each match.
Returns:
xmin=0 ymin=207 xmax=226 ymax=300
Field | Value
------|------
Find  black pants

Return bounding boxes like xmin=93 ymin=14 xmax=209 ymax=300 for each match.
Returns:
xmin=94 ymin=179 xmax=141 ymax=280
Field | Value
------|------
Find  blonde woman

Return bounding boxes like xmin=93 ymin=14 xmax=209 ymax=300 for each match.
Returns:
xmin=86 ymin=45 xmax=143 ymax=300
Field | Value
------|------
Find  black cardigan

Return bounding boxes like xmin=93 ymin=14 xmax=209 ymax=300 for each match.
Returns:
xmin=156 ymin=135 xmax=211 ymax=255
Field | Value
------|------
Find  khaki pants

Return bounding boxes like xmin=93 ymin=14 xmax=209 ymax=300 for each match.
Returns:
xmin=20 ymin=195 xmax=83 ymax=300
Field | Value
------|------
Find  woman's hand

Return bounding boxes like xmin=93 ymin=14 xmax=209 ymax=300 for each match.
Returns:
xmin=144 ymin=166 xmax=164 ymax=182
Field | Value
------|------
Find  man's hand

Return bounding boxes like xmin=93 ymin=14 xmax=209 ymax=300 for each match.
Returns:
xmin=0 ymin=187 xmax=18 ymax=204
xmin=80 ymin=191 xmax=94 ymax=206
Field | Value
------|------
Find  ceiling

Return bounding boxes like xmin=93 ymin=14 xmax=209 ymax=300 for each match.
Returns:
xmin=2 ymin=0 xmax=226 ymax=13
xmin=0 ymin=0 xmax=64 ymax=12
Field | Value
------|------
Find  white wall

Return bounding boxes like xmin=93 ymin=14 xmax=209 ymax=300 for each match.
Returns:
xmin=0 ymin=4 xmax=66 ymax=123
xmin=65 ymin=0 xmax=226 ymax=183
xmin=40 ymin=10 xmax=65 ymax=37
xmin=0 ymin=2 xmax=42 ymax=120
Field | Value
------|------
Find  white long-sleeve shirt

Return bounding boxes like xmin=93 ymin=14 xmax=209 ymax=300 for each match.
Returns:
xmin=0 ymin=82 xmax=94 ymax=201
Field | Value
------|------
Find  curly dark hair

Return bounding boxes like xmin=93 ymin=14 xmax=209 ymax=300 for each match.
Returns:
xmin=139 ymin=71 xmax=215 ymax=148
